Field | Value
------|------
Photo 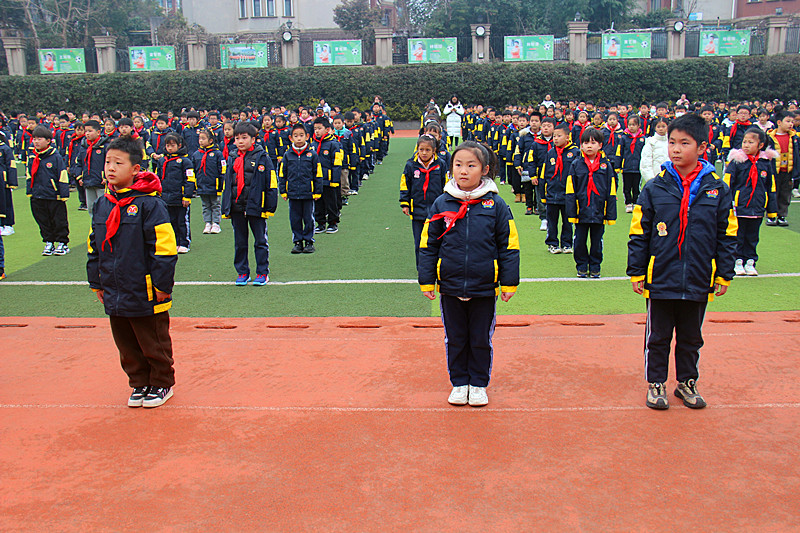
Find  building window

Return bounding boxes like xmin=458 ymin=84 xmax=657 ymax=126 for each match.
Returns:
xmin=253 ymin=0 xmax=261 ymax=17
xmin=283 ymin=0 xmax=293 ymax=17
xmin=266 ymin=0 xmax=275 ymax=16
xmin=650 ymin=0 xmax=659 ymax=11
xmin=239 ymin=0 xmax=247 ymax=18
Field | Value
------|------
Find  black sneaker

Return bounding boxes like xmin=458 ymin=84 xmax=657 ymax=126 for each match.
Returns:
xmin=303 ymin=241 xmax=315 ymax=253
xmin=291 ymin=241 xmax=304 ymax=254
xmin=314 ymin=224 xmax=326 ymax=234
xmin=577 ymin=271 xmax=588 ymax=278
xmin=524 ymin=207 xmax=533 ymax=215
xmin=765 ymin=217 xmax=777 ymax=226
xmin=78 ymin=204 xmax=88 ymax=211
xmin=777 ymin=217 xmax=789 ymax=227
xmin=326 ymin=224 xmax=338 ymax=234
xmin=646 ymin=382 xmax=669 ymax=410
xmin=143 ymin=387 xmax=173 ymax=408
xmin=590 ymin=271 xmax=601 ymax=279
xmin=674 ymin=379 xmax=707 ymax=409
xmin=128 ymin=386 xmax=150 ymax=408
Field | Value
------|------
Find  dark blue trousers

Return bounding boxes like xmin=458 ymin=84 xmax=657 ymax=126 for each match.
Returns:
xmin=440 ymin=294 xmax=497 ymax=388
xmin=645 ymin=298 xmax=707 ymax=383
xmin=545 ymin=203 xmax=572 ymax=248
xmin=289 ymin=198 xmax=315 ymax=244
xmin=230 ymin=211 xmax=269 ymax=276
xmin=736 ymin=217 xmax=762 ymax=262
xmin=573 ymin=222 xmax=604 ymax=273
xmin=167 ymin=205 xmax=190 ymax=248
xmin=412 ymin=219 xmax=425 ymax=268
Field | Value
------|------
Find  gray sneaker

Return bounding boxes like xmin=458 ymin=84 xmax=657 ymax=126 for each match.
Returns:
xmin=646 ymin=382 xmax=669 ymax=410
xmin=674 ymin=379 xmax=707 ymax=409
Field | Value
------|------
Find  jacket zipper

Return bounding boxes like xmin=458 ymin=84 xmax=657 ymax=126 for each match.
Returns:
xmin=464 ymin=205 xmax=470 ymax=296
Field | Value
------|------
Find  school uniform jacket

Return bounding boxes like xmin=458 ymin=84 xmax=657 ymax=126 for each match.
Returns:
xmin=570 ymin=122 xmax=590 ymax=146
xmin=334 ymin=129 xmax=356 ymax=172
xmin=512 ymin=129 xmax=535 ymax=171
xmin=602 ymin=126 xmax=624 ymax=171
xmin=78 ymin=135 xmax=113 ymax=188
xmin=278 ymin=144 xmax=323 ymax=200
xmin=26 ymin=147 xmax=69 ymax=201
xmin=619 ymin=131 xmax=647 ymax=173
xmin=524 ymin=136 xmax=553 ymax=179
xmin=191 ymin=145 xmax=226 ymax=196
xmin=0 ymin=140 xmax=17 ymax=219
xmin=723 ymin=149 xmax=778 ymax=218
xmin=703 ymin=123 xmax=725 ymax=165
xmin=565 ymin=154 xmax=618 ymax=225
xmin=150 ymin=128 xmax=174 ymax=156
xmin=181 ymin=125 xmax=201 ymax=155
xmin=270 ymin=127 xmax=290 ymax=162
xmin=541 ymin=142 xmax=581 ymax=205
xmin=221 ymin=144 xmax=278 ymax=218
xmin=157 ymin=152 xmax=196 ymax=206
xmin=418 ymin=179 xmax=520 ymax=298
xmin=767 ymin=129 xmax=800 ymax=179
xmin=87 ymin=175 xmax=178 ymax=316
xmin=723 ymin=120 xmax=752 ymax=151
xmin=311 ymin=134 xmax=344 ymax=187
xmin=400 ymin=155 xmax=447 ymax=221
xmin=627 ymin=160 xmax=737 ymax=302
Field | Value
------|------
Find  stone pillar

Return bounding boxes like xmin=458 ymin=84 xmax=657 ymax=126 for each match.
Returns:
xmin=93 ymin=35 xmax=117 ymax=74
xmin=767 ymin=16 xmax=790 ymax=55
xmin=567 ymin=21 xmax=590 ymax=64
xmin=665 ymin=19 xmax=686 ymax=60
xmin=2 ymin=36 xmax=27 ymax=76
xmin=186 ymin=34 xmax=207 ymax=70
xmin=281 ymin=29 xmax=300 ymax=68
xmin=470 ymin=24 xmax=490 ymax=63
xmin=374 ymin=27 xmax=393 ymax=67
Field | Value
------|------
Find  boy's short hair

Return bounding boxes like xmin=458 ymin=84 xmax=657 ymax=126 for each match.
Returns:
xmin=290 ymin=123 xmax=308 ymax=135
xmin=313 ymin=116 xmax=331 ymax=129
xmin=656 ymin=102 xmax=669 ymax=110
xmin=74 ymin=122 xmax=85 ymax=130
xmin=233 ymin=122 xmax=258 ymax=138
xmin=106 ymin=135 xmax=144 ymax=167
xmin=554 ymin=122 xmax=571 ymax=134
xmin=164 ymin=132 xmax=183 ymax=146
xmin=208 ymin=111 xmax=220 ymax=119
xmin=737 ymin=104 xmax=751 ymax=112
xmin=331 ymin=115 xmax=344 ymax=123
xmin=59 ymin=113 xmax=69 ymax=121
xmin=186 ymin=111 xmax=200 ymax=120
xmin=344 ymin=111 xmax=355 ymax=121
xmin=667 ymin=113 xmax=706 ymax=146
xmin=700 ymin=106 xmax=715 ymax=114
xmin=579 ymin=128 xmax=604 ymax=145
xmin=118 ymin=117 xmax=134 ymax=127
xmin=517 ymin=113 xmax=529 ymax=121
xmin=541 ymin=117 xmax=557 ymax=126
xmin=156 ymin=114 xmax=169 ymax=124
xmin=529 ymin=111 xmax=542 ymax=119
xmin=777 ymin=110 xmax=795 ymax=121
xmin=84 ymin=119 xmax=102 ymax=131
xmin=32 ymin=125 xmax=53 ymax=139
xmin=111 ymin=111 xmax=122 ymax=121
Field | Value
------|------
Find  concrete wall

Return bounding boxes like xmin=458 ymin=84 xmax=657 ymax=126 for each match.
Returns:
xmin=183 ymin=0 xmax=342 ymax=35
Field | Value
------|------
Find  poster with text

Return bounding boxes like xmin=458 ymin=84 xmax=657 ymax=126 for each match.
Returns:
xmin=220 ymin=43 xmax=271 ymax=68
xmin=504 ymin=35 xmax=554 ymax=61
xmin=408 ymin=38 xmax=458 ymax=64
xmin=38 ymin=48 xmax=86 ymax=74
xmin=129 ymin=46 xmax=176 ymax=71
xmin=313 ymin=40 xmax=362 ymax=66
xmin=602 ymin=33 xmax=652 ymax=59
xmin=699 ymin=30 xmax=751 ymax=57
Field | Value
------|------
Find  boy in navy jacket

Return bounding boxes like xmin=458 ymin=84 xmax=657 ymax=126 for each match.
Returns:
xmin=628 ymin=114 xmax=737 ymax=410
xmin=78 ymin=120 xmax=113 ymax=217
xmin=542 ymin=123 xmax=580 ymax=253
xmin=221 ymin=122 xmax=278 ymax=286
xmin=156 ymin=133 xmax=195 ymax=253
xmin=87 ymin=135 xmax=178 ymax=408
xmin=279 ymin=123 xmax=323 ymax=254
xmin=311 ymin=117 xmax=344 ymax=234
xmin=27 ymin=126 xmax=71 ymax=256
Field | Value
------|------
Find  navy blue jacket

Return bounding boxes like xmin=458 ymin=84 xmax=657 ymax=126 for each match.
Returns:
xmin=181 ymin=125 xmax=201 ymax=156
xmin=26 ymin=147 xmax=70 ymax=200
xmin=723 ymin=149 xmax=778 ymax=218
xmin=418 ymin=183 xmax=520 ymax=298
xmin=0 ymin=140 xmax=16 ymax=220
xmin=542 ymin=142 xmax=581 ymax=204
xmin=311 ymin=134 xmax=344 ymax=187
xmin=156 ymin=152 xmax=196 ymax=206
xmin=221 ymin=144 xmax=278 ymax=218
xmin=150 ymin=128 xmax=174 ymax=156
xmin=400 ymin=155 xmax=447 ymax=221
xmin=627 ymin=160 xmax=737 ymax=302
xmin=78 ymin=134 xmax=113 ymax=188
xmin=619 ymin=131 xmax=647 ymax=173
xmin=565 ymin=153 xmax=618 ymax=225
xmin=602 ymin=126 xmax=624 ymax=171
xmin=278 ymin=144 xmax=323 ymax=200
xmin=191 ymin=145 xmax=226 ymax=196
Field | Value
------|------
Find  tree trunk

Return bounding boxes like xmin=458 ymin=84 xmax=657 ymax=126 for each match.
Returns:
xmin=23 ymin=0 xmax=41 ymax=50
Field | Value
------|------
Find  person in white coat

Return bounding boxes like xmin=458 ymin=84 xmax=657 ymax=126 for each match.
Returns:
xmin=443 ymin=96 xmax=465 ymax=146
xmin=639 ymin=117 xmax=670 ymax=183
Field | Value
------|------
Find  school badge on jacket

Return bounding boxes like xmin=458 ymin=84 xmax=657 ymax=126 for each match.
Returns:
xmin=657 ymin=221 xmax=667 ymax=236
xmin=126 ymin=205 xmax=139 ymax=217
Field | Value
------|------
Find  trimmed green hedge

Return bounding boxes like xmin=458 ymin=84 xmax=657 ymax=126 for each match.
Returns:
xmin=1 ymin=55 xmax=798 ymax=120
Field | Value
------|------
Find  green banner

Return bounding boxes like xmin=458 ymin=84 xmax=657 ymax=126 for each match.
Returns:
xmin=220 ymin=43 xmax=271 ymax=68
xmin=129 ymin=46 xmax=176 ymax=71
xmin=38 ymin=48 xmax=86 ymax=74
xmin=699 ymin=30 xmax=751 ymax=56
xmin=504 ymin=35 xmax=554 ymax=62
xmin=408 ymin=38 xmax=457 ymax=64
xmin=602 ymin=33 xmax=652 ymax=59
xmin=313 ymin=40 xmax=362 ymax=66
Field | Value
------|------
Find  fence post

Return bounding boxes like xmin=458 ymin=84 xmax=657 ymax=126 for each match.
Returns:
xmin=665 ymin=19 xmax=686 ymax=60
xmin=470 ymin=24 xmax=490 ymax=63
xmin=186 ymin=34 xmax=208 ymax=70
xmin=567 ymin=21 xmax=589 ymax=64
xmin=767 ymin=16 xmax=790 ymax=55
xmin=374 ymin=27 xmax=393 ymax=67
xmin=281 ymin=29 xmax=300 ymax=68
xmin=93 ymin=36 xmax=118 ymax=74
xmin=2 ymin=36 xmax=27 ymax=76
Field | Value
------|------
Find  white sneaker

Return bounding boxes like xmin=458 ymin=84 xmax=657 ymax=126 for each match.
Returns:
xmin=548 ymin=245 xmax=561 ymax=254
xmin=210 ymin=223 xmax=221 ymax=234
xmin=447 ymin=385 xmax=469 ymax=405
xmin=734 ymin=259 xmax=745 ymax=276
xmin=0 ymin=226 xmax=13 ymax=236
xmin=203 ymin=223 xmax=212 ymax=234
xmin=539 ymin=219 xmax=548 ymax=231
xmin=625 ymin=204 xmax=634 ymax=213
xmin=744 ymin=259 xmax=758 ymax=276
xmin=792 ymin=188 xmax=800 ymax=198
xmin=468 ymin=385 xmax=488 ymax=407
xmin=177 ymin=246 xmax=190 ymax=254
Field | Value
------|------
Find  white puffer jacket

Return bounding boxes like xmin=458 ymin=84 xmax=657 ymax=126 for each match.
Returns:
xmin=640 ymin=133 xmax=669 ymax=182
xmin=443 ymin=102 xmax=465 ymax=138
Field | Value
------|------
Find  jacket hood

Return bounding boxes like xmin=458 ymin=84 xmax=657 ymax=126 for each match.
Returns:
xmin=111 ymin=171 xmax=162 ymax=194
xmin=444 ymin=177 xmax=498 ymax=200
xmin=661 ymin=159 xmax=716 ymax=181
xmin=727 ymin=147 xmax=779 ymax=163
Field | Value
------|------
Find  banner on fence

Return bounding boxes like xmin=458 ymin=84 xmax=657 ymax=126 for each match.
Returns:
xmin=602 ymin=32 xmax=652 ymax=59
xmin=129 ymin=46 xmax=176 ymax=71
xmin=699 ymin=30 xmax=751 ymax=57
xmin=504 ymin=36 xmax=555 ymax=62
xmin=407 ymin=38 xmax=458 ymax=64
xmin=313 ymin=40 xmax=362 ymax=66
xmin=220 ymin=43 xmax=271 ymax=68
xmin=38 ymin=48 xmax=86 ymax=74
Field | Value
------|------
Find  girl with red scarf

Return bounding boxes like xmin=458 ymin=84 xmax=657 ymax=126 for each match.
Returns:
xmin=619 ymin=115 xmax=647 ymax=212
xmin=191 ymin=129 xmax=226 ymax=235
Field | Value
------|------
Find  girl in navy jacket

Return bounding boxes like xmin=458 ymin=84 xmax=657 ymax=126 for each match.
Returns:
xmin=619 ymin=115 xmax=647 ymax=211
xmin=192 ymin=129 xmax=226 ymax=234
xmin=157 ymin=133 xmax=195 ymax=252
xmin=418 ymin=141 xmax=520 ymax=407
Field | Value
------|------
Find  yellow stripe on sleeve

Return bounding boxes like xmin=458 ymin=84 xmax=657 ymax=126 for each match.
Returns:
xmin=726 ymin=209 xmax=738 ymax=237
xmin=507 ymin=220 xmax=520 ymax=250
xmin=629 ymin=205 xmax=644 ymax=235
xmin=419 ymin=219 xmax=431 ymax=249
xmin=154 ymin=222 xmax=177 ymax=256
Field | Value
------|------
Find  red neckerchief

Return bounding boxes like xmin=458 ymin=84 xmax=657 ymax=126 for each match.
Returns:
xmin=134 ymin=126 xmax=144 ymax=136
xmin=429 ymin=198 xmax=482 ymax=239
xmin=729 ymin=120 xmax=751 ymax=143
xmin=578 ymin=121 xmax=588 ymax=141
xmin=416 ymin=159 xmax=439 ymax=200
xmin=606 ymin=124 xmax=619 ymax=146
xmin=536 ymin=136 xmax=553 ymax=150
xmin=553 ymin=145 xmax=566 ymax=179
xmin=625 ymin=129 xmax=644 ymax=153
xmin=130 ymin=131 xmax=140 ymax=140
xmin=676 ymin=162 xmax=703 ymax=259
xmin=154 ymin=130 xmax=166 ymax=152
xmin=161 ymin=154 xmax=180 ymax=179
xmin=234 ymin=145 xmax=255 ymax=201
xmin=84 ymin=137 xmax=100 ymax=177
xmin=312 ymin=135 xmax=325 ymax=154
xmin=640 ymin=113 xmax=650 ymax=132
xmin=745 ymin=153 xmax=760 ymax=207
xmin=292 ymin=144 xmax=308 ymax=157
xmin=584 ymin=155 xmax=600 ymax=206
xmin=223 ymin=138 xmax=232 ymax=160
xmin=21 ymin=130 xmax=33 ymax=148
xmin=68 ymin=134 xmax=84 ymax=161
xmin=198 ymin=147 xmax=213 ymax=175
xmin=30 ymin=149 xmax=45 ymax=185
xmin=102 ymin=172 xmax=162 ymax=252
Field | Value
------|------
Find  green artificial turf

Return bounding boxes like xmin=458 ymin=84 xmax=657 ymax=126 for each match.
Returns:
xmin=1 ymin=138 xmax=798 ymax=317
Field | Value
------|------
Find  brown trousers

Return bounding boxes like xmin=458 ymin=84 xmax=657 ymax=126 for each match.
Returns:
xmin=109 ymin=312 xmax=175 ymax=388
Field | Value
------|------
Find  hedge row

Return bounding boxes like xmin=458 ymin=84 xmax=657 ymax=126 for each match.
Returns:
xmin=1 ymin=55 xmax=798 ymax=121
